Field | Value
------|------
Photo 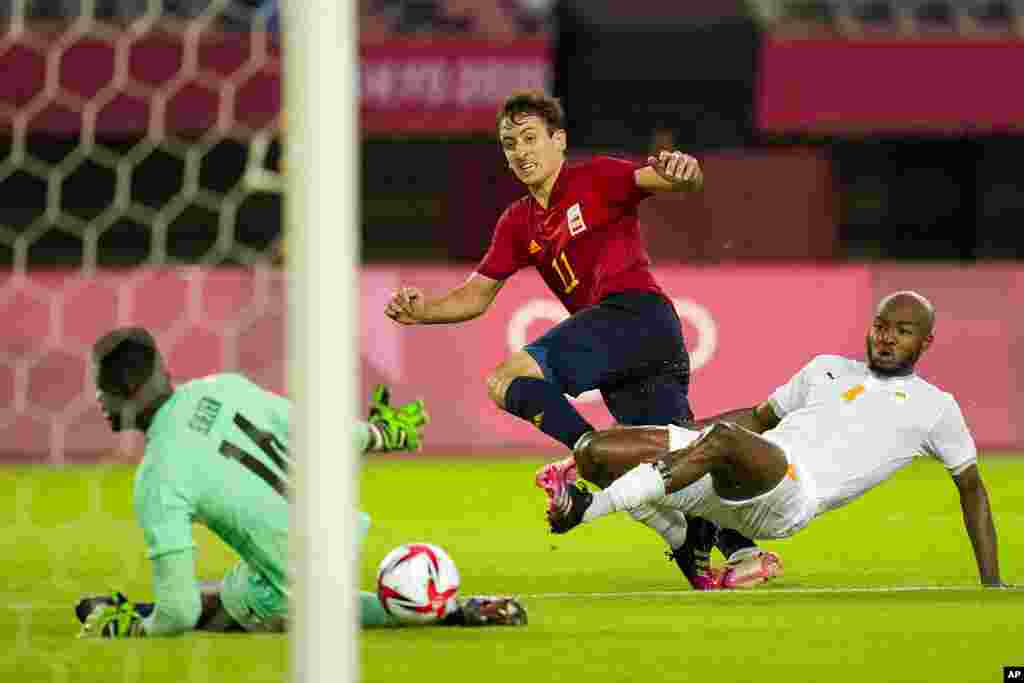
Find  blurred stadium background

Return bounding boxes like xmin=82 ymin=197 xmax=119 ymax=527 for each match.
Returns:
xmin=0 ymin=1 xmax=1022 ymax=681
xmin=2 ymin=0 xmax=1023 ymax=461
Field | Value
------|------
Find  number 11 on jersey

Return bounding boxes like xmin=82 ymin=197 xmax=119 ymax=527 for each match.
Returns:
xmin=552 ymin=251 xmax=579 ymax=294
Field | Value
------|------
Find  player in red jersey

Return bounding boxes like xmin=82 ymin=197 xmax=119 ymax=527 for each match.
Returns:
xmin=385 ymin=91 xmax=780 ymax=589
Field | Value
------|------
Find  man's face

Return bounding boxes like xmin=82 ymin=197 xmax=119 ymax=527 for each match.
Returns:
xmin=92 ymin=364 xmax=135 ymax=432
xmin=865 ymin=302 xmax=932 ymax=377
xmin=498 ymin=114 xmax=566 ymax=188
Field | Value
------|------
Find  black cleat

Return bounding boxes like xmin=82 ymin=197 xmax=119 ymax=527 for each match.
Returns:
xmin=444 ymin=596 xmax=528 ymax=626
xmin=74 ymin=594 xmax=122 ymax=624
xmin=546 ymin=482 xmax=592 ymax=534
xmin=667 ymin=545 xmax=719 ymax=590
xmin=667 ymin=517 xmax=722 ymax=590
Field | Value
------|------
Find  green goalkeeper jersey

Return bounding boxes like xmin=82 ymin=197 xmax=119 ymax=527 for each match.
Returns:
xmin=135 ymin=373 xmax=292 ymax=632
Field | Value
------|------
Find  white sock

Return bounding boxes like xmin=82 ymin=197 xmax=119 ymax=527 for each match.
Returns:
xmin=669 ymin=425 xmax=705 ymax=452
xmin=582 ymin=463 xmax=666 ymax=523
xmin=630 ymin=505 xmax=688 ymax=549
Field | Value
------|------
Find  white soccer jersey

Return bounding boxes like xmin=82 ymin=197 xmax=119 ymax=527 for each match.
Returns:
xmin=765 ymin=355 xmax=977 ymax=513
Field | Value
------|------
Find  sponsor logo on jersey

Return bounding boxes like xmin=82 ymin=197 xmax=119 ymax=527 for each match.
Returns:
xmin=567 ymin=203 xmax=587 ymax=236
xmin=841 ymin=385 xmax=865 ymax=402
xmin=189 ymin=396 xmax=222 ymax=435
xmin=529 ymin=239 xmax=542 ymax=254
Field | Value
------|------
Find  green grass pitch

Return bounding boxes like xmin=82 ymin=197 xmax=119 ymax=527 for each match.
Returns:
xmin=0 ymin=455 xmax=1020 ymax=682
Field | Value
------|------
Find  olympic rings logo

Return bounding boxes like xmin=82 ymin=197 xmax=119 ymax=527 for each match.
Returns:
xmin=506 ymin=298 xmax=718 ymax=404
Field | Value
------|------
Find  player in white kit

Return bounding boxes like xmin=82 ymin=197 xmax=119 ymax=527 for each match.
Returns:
xmin=537 ymin=291 xmax=1005 ymax=587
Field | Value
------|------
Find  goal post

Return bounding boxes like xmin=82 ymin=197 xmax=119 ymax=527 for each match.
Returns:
xmin=281 ymin=1 xmax=360 ymax=683
xmin=0 ymin=0 xmax=357 ymax=678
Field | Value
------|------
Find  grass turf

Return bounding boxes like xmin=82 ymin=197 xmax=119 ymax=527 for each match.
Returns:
xmin=0 ymin=455 xmax=1020 ymax=682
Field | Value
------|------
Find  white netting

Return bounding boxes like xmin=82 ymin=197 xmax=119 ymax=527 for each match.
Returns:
xmin=1 ymin=4 xmax=287 ymax=676
xmin=0 ymin=0 xmax=285 ymax=465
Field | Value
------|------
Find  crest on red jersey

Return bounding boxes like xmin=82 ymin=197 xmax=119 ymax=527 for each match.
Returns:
xmin=567 ymin=203 xmax=587 ymax=236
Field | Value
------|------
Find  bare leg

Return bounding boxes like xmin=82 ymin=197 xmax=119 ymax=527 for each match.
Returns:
xmin=574 ymin=426 xmax=669 ymax=488
xmin=576 ymin=423 xmax=789 ymax=501
xmin=664 ymin=422 xmax=788 ymax=500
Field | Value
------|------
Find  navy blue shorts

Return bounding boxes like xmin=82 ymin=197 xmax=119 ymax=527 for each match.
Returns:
xmin=524 ymin=292 xmax=693 ymax=426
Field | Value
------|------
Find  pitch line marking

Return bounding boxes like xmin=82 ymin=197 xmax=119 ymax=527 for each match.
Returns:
xmin=521 ymin=585 xmax=1019 ymax=599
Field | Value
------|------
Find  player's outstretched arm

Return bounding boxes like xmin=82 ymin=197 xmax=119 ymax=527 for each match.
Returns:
xmin=366 ymin=384 xmax=429 ymax=452
xmin=953 ymin=464 xmax=1005 ymax=587
xmin=385 ymin=273 xmax=504 ymax=325
xmin=636 ymin=150 xmax=703 ymax=193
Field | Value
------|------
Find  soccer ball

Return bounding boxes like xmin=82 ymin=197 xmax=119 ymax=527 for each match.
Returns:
xmin=376 ymin=543 xmax=460 ymax=625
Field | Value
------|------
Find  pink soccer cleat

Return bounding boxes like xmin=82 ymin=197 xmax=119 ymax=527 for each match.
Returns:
xmin=715 ymin=549 xmax=783 ymax=589
xmin=689 ymin=571 xmax=723 ymax=591
xmin=667 ymin=546 xmax=722 ymax=591
xmin=534 ymin=457 xmax=578 ymax=513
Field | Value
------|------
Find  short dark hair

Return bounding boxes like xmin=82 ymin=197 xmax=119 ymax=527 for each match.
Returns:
xmin=496 ymin=90 xmax=565 ymax=137
xmin=93 ymin=327 xmax=159 ymax=394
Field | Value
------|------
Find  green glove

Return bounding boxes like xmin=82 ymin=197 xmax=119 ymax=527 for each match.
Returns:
xmin=368 ymin=384 xmax=429 ymax=452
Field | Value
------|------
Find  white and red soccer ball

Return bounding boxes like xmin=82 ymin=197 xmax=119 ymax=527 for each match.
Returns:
xmin=376 ymin=543 xmax=460 ymax=624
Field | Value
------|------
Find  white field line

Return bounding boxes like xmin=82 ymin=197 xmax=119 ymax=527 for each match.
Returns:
xmin=6 ymin=584 xmax=1020 ymax=611
xmin=520 ymin=585 xmax=1020 ymax=599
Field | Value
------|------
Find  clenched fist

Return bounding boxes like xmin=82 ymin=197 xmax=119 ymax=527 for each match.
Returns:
xmin=385 ymin=286 xmax=426 ymax=325
xmin=646 ymin=150 xmax=702 ymax=188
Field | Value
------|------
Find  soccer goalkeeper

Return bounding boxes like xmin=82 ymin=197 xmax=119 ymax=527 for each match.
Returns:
xmin=76 ymin=327 xmax=525 ymax=637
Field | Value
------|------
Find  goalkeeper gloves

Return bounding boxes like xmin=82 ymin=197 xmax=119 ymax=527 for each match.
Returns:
xmin=367 ymin=384 xmax=429 ymax=452
xmin=76 ymin=592 xmax=147 ymax=639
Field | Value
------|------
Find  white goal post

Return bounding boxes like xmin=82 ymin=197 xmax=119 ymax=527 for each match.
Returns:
xmin=282 ymin=1 xmax=359 ymax=682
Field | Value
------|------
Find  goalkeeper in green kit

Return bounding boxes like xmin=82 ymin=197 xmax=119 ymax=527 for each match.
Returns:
xmin=76 ymin=327 xmax=525 ymax=637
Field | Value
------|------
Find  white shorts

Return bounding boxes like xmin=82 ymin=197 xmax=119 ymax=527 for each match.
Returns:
xmin=660 ymin=432 xmax=820 ymax=540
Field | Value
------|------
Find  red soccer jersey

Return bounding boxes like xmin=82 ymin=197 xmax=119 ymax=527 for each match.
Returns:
xmin=476 ymin=156 xmax=665 ymax=314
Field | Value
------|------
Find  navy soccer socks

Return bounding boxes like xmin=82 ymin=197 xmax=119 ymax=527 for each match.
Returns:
xmin=716 ymin=526 xmax=758 ymax=560
xmin=504 ymin=377 xmax=594 ymax=450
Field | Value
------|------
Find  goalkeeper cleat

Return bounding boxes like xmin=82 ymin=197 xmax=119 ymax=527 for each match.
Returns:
xmin=75 ymin=594 xmax=120 ymax=625
xmin=453 ymin=596 xmax=528 ymax=627
xmin=715 ymin=549 xmax=784 ymax=589
xmin=367 ymin=384 xmax=429 ymax=452
xmin=534 ymin=457 xmax=578 ymax=513
xmin=545 ymin=481 xmax=592 ymax=534
xmin=77 ymin=592 xmax=146 ymax=638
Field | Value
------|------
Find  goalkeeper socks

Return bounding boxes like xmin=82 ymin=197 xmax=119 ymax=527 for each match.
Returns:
xmin=716 ymin=527 xmax=758 ymax=560
xmin=360 ymin=591 xmax=398 ymax=628
xmin=504 ymin=377 xmax=594 ymax=450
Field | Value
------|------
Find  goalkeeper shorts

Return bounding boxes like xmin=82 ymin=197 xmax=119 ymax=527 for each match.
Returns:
xmin=221 ymin=560 xmax=288 ymax=633
xmin=221 ymin=511 xmax=372 ymax=632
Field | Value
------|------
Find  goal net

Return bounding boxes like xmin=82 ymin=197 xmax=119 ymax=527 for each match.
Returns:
xmin=0 ymin=0 xmax=285 ymax=465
